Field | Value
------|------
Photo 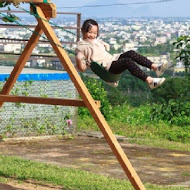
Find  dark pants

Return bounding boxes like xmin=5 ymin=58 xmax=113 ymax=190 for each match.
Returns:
xmin=109 ymin=50 xmax=153 ymax=81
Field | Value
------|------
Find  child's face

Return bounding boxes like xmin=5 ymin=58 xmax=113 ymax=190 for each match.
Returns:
xmin=82 ymin=25 xmax=98 ymax=42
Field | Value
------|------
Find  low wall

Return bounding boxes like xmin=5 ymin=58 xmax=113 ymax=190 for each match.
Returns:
xmin=0 ymin=72 xmax=78 ymax=137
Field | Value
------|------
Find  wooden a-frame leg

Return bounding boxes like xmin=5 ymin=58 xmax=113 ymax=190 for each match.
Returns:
xmin=36 ymin=6 xmax=146 ymax=190
xmin=0 ymin=21 xmax=49 ymax=108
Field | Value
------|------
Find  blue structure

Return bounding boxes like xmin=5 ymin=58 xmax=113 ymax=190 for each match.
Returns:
xmin=0 ymin=69 xmax=77 ymax=137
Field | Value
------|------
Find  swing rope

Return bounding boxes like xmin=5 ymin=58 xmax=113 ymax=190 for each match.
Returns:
xmin=17 ymin=2 xmax=77 ymax=37
xmin=0 ymin=8 xmax=121 ymax=83
xmin=0 ymin=11 xmax=75 ymax=55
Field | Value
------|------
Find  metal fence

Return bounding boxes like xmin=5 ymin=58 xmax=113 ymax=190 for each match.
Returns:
xmin=0 ymin=71 xmax=78 ymax=137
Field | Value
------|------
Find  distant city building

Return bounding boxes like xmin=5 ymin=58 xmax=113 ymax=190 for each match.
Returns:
xmin=140 ymin=54 xmax=171 ymax=71
xmin=113 ymin=44 xmax=121 ymax=51
xmin=4 ymin=44 xmax=21 ymax=53
xmin=139 ymin=36 xmax=148 ymax=43
xmin=0 ymin=17 xmax=190 ymax=74
xmin=110 ymin=38 xmax=117 ymax=45
xmin=131 ymin=25 xmax=142 ymax=31
xmin=123 ymin=43 xmax=137 ymax=51
xmin=155 ymin=37 xmax=167 ymax=45
xmin=147 ymin=54 xmax=170 ymax=65
xmin=174 ymin=61 xmax=185 ymax=72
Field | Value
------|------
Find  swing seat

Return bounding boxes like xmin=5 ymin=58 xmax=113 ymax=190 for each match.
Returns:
xmin=90 ymin=62 xmax=121 ymax=82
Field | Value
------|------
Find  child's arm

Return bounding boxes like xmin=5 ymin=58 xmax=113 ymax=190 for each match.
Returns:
xmin=103 ymin=42 xmax=110 ymax=51
xmin=99 ymin=40 xmax=110 ymax=51
xmin=75 ymin=52 xmax=88 ymax=72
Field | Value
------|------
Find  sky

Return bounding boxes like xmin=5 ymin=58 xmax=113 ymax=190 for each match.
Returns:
xmin=50 ymin=0 xmax=190 ymax=18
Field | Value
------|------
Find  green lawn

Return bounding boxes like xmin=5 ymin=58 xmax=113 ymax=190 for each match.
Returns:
xmin=0 ymin=155 xmax=187 ymax=190
xmin=78 ymin=115 xmax=190 ymax=152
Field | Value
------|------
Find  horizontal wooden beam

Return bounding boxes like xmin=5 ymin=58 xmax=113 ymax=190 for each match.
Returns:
xmin=38 ymin=3 xmax=56 ymax=18
xmin=0 ymin=0 xmax=51 ymax=3
xmin=0 ymin=23 xmax=79 ymax=30
xmin=0 ymin=95 xmax=101 ymax=108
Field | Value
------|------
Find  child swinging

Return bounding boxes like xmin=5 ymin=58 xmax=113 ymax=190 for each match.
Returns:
xmin=75 ymin=19 xmax=168 ymax=89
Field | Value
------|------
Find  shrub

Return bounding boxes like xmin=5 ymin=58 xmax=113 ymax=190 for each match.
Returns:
xmin=78 ymin=75 xmax=112 ymax=120
xmin=151 ymin=99 xmax=190 ymax=126
xmin=151 ymin=77 xmax=190 ymax=103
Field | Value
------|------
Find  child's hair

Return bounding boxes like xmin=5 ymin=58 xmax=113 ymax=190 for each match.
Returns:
xmin=81 ymin=19 xmax=99 ymax=36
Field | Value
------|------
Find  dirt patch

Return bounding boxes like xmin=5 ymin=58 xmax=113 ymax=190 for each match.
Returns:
xmin=0 ymin=179 xmax=63 ymax=190
xmin=0 ymin=133 xmax=190 ymax=189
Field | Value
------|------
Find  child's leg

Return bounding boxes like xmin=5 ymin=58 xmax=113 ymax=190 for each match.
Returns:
xmin=119 ymin=50 xmax=153 ymax=69
xmin=109 ymin=57 xmax=148 ymax=81
xmin=109 ymin=58 xmax=166 ymax=89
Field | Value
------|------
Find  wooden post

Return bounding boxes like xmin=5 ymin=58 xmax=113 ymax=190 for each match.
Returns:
xmin=0 ymin=22 xmax=49 ymax=107
xmin=0 ymin=95 xmax=100 ymax=108
xmin=0 ymin=2 xmax=146 ymax=189
xmin=77 ymin=13 xmax=81 ymax=42
xmin=35 ymin=5 xmax=146 ymax=190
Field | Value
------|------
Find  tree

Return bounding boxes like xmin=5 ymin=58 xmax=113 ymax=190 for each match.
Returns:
xmin=0 ymin=1 xmax=21 ymax=22
xmin=173 ymin=35 xmax=190 ymax=77
xmin=151 ymin=77 xmax=190 ymax=104
xmin=78 ymin=75 xmax=112 ymax=120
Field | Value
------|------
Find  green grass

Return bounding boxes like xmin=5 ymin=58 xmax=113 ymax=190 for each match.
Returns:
xmin=127 ymin=138 xmax=190 ymax=152
xmin=78 ymin=116 xmax=190 ymax=151
xmin=77 ymin=103 xmax=190 ymax=152
xmin=0 ymin=176 xmax=7 ymax=183
xmin=0 ymin=155 xmax=187 ymax=190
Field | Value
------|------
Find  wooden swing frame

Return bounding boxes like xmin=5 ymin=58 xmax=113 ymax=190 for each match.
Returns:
xmin=0 ymin=1 xmax=146 ymax=189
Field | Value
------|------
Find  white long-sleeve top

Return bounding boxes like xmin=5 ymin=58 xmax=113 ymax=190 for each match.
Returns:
xmin=75 ymin=39 xmax=120 ymax=71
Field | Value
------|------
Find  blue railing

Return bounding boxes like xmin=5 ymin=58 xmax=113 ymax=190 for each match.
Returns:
xmin=0 ymin=73 xmax=70 ymax=81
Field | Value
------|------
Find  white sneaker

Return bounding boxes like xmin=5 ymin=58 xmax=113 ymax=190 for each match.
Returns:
xmin=149 ymin=78 xmax=165 ymax=89
xmin=156 ymin=62 xmax=168 ymax=77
